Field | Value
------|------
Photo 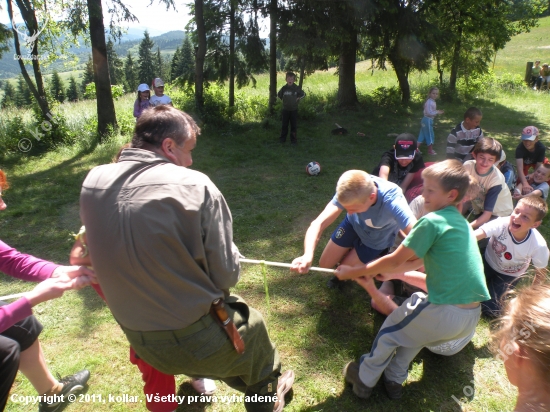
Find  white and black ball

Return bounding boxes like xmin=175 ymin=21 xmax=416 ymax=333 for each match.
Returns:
xmin=306 ymin=161 xmax=321 ymax=176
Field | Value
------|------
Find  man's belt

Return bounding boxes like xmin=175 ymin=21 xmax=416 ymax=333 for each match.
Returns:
xmin=210 ymin=298 xmax=245 ymax=355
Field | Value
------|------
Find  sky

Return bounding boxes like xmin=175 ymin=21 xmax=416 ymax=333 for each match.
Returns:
xmin=0 ymin=0 xmax=192 ymax=37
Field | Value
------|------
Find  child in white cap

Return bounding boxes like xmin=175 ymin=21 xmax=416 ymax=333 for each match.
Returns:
xmin=134 ymin=83 xmax=151 ymax=119
xmin=515 ymin=126 xmax=548 ymax=195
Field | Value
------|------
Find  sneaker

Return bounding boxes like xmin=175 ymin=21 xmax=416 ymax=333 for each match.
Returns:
xmin=343 ymin=361 xmax=373 ymax=399
xmin=273 ymin=370 xmax=295 ymax=412
xmin=416 ymin=148 xmax=422 ymax=155
xmin=428 ymin=150 xmax=437 ymax=156
xmin=191 ymin=378 xmax=217 ymax=395
xmin=39 ymin=369 xmax=90 ymax=412
xmin=383 ymin=375 xmax=403 ymax=399
xmin=326 ymin=275 xmax=343 ymax=290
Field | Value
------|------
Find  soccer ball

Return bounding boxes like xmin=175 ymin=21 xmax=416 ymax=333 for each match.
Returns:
xmin=306 ymin=161 xmax=321 ymax=176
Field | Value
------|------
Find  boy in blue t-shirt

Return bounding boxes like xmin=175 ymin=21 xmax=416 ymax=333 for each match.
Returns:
xmin=335 ymin=160 xmax=490 ymax=401
xmin=290 ymin=170 xmax=416 ymax=286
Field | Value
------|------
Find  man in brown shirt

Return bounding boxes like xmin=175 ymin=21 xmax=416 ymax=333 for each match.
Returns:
xmin=80 ymin=106 xmax=294 ymax=412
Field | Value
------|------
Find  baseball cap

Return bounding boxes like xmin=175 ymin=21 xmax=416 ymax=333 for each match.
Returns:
xmin=153 ymin=78 xmax=165 ymax=87
xmin=137 ymin=83 xmax=150 ymax=92
xmin=394 ymin=134 xmax=418 ymax=160
xmin=521 ymin=126 xmax=539 ymax=141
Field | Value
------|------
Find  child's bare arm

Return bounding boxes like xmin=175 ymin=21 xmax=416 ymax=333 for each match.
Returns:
xmin=474 ymin=227 xmax=488 ymax=241
xmin=470 ymin=211 xmax=493 ymax=229
xmin=378 ymin=165 xmax=390 ymax=181
xmin=516 ymin=158 xmax=533 ymax=192
xmin=335 ymin=244 xmax=417 ymax=280
xmin=513 ymin=183 xmax=523 ymax=199
xmin=399 ymin=172 xmax=416 ymax=192
xmin=291 ymin=202 xmax=342 ymax=274
xmin=524 ymin=189 xmax=543 ymax=198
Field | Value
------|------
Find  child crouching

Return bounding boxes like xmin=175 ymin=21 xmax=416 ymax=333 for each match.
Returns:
xmin=335 ymin=160 xmax=489 ymax=401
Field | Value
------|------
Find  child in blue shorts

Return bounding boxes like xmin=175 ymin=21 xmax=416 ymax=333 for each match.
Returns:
xmin=290 ymin=170 xmax=417 ymax=288
xmin=417 ymin=87 xmax=444 ymax=156
xmin=335 ymin=160 xmax=490 ymax=401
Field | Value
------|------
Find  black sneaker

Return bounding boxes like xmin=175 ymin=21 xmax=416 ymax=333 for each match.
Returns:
xmin=39 ymin=370 xmax=90 ymax=412
xmin=327 ymin=275 xmax=343 ymax=289
xmin=383 ymin=375 xmax=403 ymax=399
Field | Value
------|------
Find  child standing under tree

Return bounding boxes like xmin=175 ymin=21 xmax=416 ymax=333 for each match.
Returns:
xmin=133 ymin=84 xmax=151 ymax=119
xmin=278 ymin=72 xmax=305 ymax=145
xmin=417 ymin=87 xmax=444 ymax=156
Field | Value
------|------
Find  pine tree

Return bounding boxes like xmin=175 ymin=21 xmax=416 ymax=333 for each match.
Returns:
xmin=155 ymin=47 xmax=163 ymax=79
xmin=178 ymin=36 xmax=195 ymax=87
xmin=81 ymin=55 xmax=95 ymax=95
xmin=124 ymin=52 xmax=139 ymax=92
xmin=138 ymin=31 xmax=156 ymax=84
xmin=107 ymin=39 xmax=125 ymax=85
xmin=170 ymin=46 xmax=182 ymax=81
xmin=16 ymin=75 xmax=33 ymax=107
xmin=1 ymin=81 xmax=16 ymax=108
xmin=67 ymin=76 xmax=80 ymax=102
xmin=50 ymin=71 xmax=66 ymax=103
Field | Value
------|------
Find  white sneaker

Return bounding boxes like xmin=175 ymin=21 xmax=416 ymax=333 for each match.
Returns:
xmin=191 ymin=378 xmax=217 ymax=395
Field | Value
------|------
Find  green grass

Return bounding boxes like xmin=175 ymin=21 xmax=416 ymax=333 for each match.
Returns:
xmin=493 ymin=16 xmax=550 ymax=75
xmin=1 ymin=17 xmax=550 ymax=412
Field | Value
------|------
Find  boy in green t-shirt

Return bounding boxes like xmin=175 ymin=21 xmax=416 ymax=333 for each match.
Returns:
xmin=335 ymin=160 xmax=490 ymax=401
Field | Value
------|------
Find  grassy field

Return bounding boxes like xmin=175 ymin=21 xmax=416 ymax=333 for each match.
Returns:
xmin=1 ymin=18 xmax=550 ymax=412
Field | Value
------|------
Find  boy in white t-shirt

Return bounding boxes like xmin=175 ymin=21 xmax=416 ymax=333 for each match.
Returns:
xmin=149 ymin=78 xmax=173 ymax=107
xmin=475 ymin=196 xmax=549 ymax=317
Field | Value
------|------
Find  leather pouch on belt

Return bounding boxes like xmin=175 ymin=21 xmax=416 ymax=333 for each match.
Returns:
xmin=210 ymin=298 xmax=245 ymax=355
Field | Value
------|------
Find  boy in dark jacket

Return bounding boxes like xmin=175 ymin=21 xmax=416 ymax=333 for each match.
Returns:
xmin=278 ymin=72 xmax=305 ymax=144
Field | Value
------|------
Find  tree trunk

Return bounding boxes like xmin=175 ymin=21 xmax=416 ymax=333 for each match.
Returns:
xmin=195 ymin=0 xmax=206 ymax=111
xmin=268 ymin=0 xmax=277 ymax=114
xmin=9 ymin=0 xmax=50 ymax=119
xmin=299 ymin=56 xmax=305 ymax=88
xmin=390 ymin=56 xmax=411 ymax=104
xmin=337 ymin=29 xmax=357 ymax=107
xmin=229 ymin=0 xmax=235 ymax=107
xmin=86 ymin=0 xmax=117 ymax=139
xmin=449 ymin=26 xmax=463 ymax=91
xmin=436 ymin=56 xmax=443 ymax=86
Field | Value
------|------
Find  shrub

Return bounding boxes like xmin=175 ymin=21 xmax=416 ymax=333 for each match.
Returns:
xmin=371 ymin=86 xmax=402 ymax=108
xmin=0 ymin=115 xmax=34 ymax=155
xmin=84 ymin=83 xmax=125 ymax=100
xmin=456 ymin=70 xmax=494 ymax=99
xmin=495 ymin=73 xmax=526 ymax=91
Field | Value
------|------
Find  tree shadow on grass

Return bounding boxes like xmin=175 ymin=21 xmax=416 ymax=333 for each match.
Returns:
xmin=247 ymin=274 xmax=491 ymax=412
xmin=295 ymin=340 xmax=490 ymax=412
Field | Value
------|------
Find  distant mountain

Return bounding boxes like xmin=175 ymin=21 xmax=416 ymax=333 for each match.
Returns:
xmin=0 ymin=30 xmax=185 ymax=79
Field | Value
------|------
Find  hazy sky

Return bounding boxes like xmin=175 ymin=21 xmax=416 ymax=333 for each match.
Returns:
xmin=0 ymin=1 xmax=192 ymax=35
